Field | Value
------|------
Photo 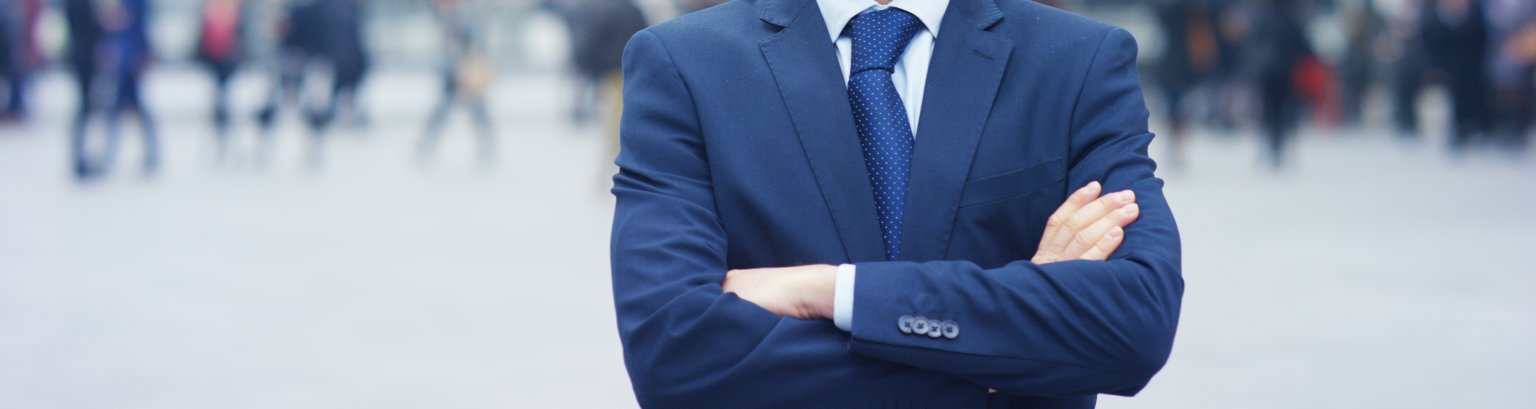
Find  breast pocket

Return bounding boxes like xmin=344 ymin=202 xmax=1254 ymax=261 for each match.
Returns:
xmin=958 ymin=157 xmax=1066 ymax=208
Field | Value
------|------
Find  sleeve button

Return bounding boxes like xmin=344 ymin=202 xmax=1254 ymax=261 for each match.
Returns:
xmin=941 ymin=320 xmax=959 ymax=339
xmin=910 ymin=316 xmax=930 ymax=335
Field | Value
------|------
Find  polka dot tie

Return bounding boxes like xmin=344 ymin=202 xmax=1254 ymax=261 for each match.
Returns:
xmin=846 ymin=8 xmax=923 ymax=260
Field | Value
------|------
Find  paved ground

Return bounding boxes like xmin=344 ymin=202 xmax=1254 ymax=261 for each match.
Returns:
xmin=1 ymin=67 xmax=1533 ymax=409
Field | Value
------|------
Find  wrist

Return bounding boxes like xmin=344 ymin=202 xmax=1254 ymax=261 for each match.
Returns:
xmin=796 ymin=265 xmax=838 ymax=320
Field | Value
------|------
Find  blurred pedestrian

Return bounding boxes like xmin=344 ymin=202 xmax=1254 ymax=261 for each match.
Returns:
xmin=96 ymin=0 xmax=160 ymax=177
xmin=1152 ymin=0 xmax=1218 ymax=167
xmin=550 ymin=0 xmax=646 ymax=129
xmin=1421 ymin=0 xmax=1490 ymax=149
xmin=64 ymin=0 xmax=105 ymax=179
xmin=1387 ymin=0 xmax=1428 ymax=135
xmin=1338 ymin=0 xmax=1384 ymax=126
xmin=255 ymin=0 xmax=318 ymax=134
xmin=0 ymin=1 xmax=19 ymax=121
xmin=1205 ymin=0 xmax=1249 ymax=131
xmin=1245 ymin=0 xmax=1314 ymax=169
xmin=1487 ymin=0 xmax=1536 ymax=150
xmin=306 ymin=0 xmax=370 ymax=132
xmin=195 ymin=0 xmax=248 ymax=145
xmin=577 ymin=0 xmax=645 ymax=170
xmin=419 ymin=0 xmax=496 ymax=165
xmin=0 ymin=0 xmax=42 ymax=121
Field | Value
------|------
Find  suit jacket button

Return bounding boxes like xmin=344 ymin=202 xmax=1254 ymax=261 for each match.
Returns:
xmin=926 ymin=319 xmax=943 ymax=338
xmin=910 ymin=316 xmax=930 ymax=335
xmin=941 ymin=320 xmax=960 ymax=339
xmin=897 ymin=315 xmax=914 ymax=334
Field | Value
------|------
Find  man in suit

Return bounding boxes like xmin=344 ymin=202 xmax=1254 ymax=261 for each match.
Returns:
xmin=610 ymin=0 xmax=1182 ymax=407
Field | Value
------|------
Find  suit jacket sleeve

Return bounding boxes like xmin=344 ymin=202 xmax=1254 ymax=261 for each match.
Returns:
xmin=611 ymin=29 xmax=985 ymax=408
xmin=847 ymin=28 xmax=1184 ymax=398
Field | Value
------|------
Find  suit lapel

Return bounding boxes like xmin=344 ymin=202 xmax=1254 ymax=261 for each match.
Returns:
xmin=760 ymin=0 xmax=886 ymax=262
xmin=899 ymin=0 xmax=1012 ymax=261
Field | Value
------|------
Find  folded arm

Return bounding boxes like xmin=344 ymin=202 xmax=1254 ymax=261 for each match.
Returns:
xmin=725 ymin=27 xmax=1182 ymax=398
xmin=844 ymin=27 xmax=1182 ymax=397
xmin=610 ymin=29 xmax=983 ymax=408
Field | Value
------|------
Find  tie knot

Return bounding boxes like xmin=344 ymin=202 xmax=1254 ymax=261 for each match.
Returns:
xmin=846 ymin=8 xmax=925 ymax=74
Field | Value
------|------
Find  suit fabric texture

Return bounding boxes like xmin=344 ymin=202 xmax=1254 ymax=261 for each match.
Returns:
xmin=610 ymin=0 xmax=1184 ymax=407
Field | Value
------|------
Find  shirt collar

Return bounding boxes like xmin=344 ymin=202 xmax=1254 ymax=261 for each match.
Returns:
xmin=817 ymin=0 xmax=949 ymax=43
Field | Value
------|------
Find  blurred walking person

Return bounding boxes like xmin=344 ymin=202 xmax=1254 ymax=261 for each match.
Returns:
xmin=1246 ymin=0 xmax=1314 ymax=169
xmin=419 ymin=0 xmax=496 ymax=165
xmin=0 ymin=0 xmax=40 ymax=122
xmin=255 ymin=0 xmax=318 ymax=134
xmin=64 ymin=0 xmax=105 ymax=178
xmin=195 ymin=0 xmax=248 ymax=150
xmin=549 ymin=0 xmax=646 ymax=130
xmin=306 ymin=0 xmax=369 ymax=132
xmin=1487 ymin=0 xmax=1536 ymax=150
xmin=1 ymin=0 xmax=42 ymax=121
xmin=97 ymin=0 xmax=159 ymax=177
xmin=1151 ymin=0 xmax=1218 ymax=168
xmin=1205 ymin=1 xmax=1249 ymax=131
xmin=1 ymin=0 xmax=21 ymax=122
xmin=1387 ymin=0 xmax=1428 ymax=136
xmin=1421 ymin=0 xmax=1490 ymax=150
xmin=1338 ymin=0 xmax=1384 ymax=126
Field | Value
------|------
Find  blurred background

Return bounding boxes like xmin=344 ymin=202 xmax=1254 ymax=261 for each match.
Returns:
xmin=0 ymin=0 xmax=1532 ymax=407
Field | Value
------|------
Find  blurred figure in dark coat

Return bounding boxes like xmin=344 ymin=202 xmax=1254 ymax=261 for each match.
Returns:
xmin=549 ymin=0 xmax=646 ymax=127
xmin=255 ymin=0 xmax=318 ymax=134
xmin=64 ymin=0 xmax=105 ymax=178
xmin=420 ymin=0 xmax=497 ymax=165
xmin=1245 ymin=0 xmax=1314 ymax=169
xmin=1152 ymin=0 xmax=1217 ymax=167
xmin=1388 ymin=0 xmax=1428 ymax=136
xmin=1421 ymin=0 xmax=1490 ymax=149
xmin=1487 ymin=0 xmax=1536 ymax=149
xmin=1338 ymin=0 xmax=1384 ymax=126
xmin=97 ymin=0 xmax=160 ymax=177
xmin=1205 ymin=1 xmax=1249 ymax=131
xmin=1 ymin=1 xmax=19 ymax=121
xmin=1 ymin=0 xmax=42 ymax=121
xmin=195 ymin=0 xmax=248 ymax=143
xmin=306 ymin=0 xmax=370 ymax=132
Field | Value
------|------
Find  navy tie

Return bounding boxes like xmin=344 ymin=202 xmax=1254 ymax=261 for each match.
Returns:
xmin=847 ymin=8 xmax=923 ymax=260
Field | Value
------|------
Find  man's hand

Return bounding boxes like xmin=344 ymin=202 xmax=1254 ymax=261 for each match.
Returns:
xmin=723 ymin=264 xmax=837 ymax=320
xmin=724 ymin=183 xmax=1137 ymax=318
xmin=1032 ymin=182 xmax=1140 ymax=264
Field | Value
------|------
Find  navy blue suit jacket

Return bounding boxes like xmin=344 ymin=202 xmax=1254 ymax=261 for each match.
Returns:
xmin=610 ymin=0 xmax=1183 ymax=407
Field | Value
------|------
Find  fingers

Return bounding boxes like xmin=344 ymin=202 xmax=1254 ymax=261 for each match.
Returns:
xmin=1035 ymin=182 xmax=1102 ymax=262
xmin=1048 ymin=182 xmax=1103 ymax=229
xmin=1047 ymin=189 xmax=1136 ymax=253
xmin=1068 ymin=189 xmax=1135 ymax=232
xmin=1077 ymin=226 xmax=1125 ymax=261
xmin=1064 ymin=203 xmax=1139 ymax=258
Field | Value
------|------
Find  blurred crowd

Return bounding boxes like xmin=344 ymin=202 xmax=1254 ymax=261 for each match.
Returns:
xmin=1 ymin=0 xmax=1532 ymax=182
xmin=0 ymin=0 xmax=382 ymax=179
xmin=1132 ymin=0 xmax=1536 ymax=168
xmin=0 ymin=0 xmax=655 ymax=182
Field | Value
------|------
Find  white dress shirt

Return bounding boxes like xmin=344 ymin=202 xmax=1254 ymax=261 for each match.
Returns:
xmin=820 ymin=0 xmax=950 ymax=332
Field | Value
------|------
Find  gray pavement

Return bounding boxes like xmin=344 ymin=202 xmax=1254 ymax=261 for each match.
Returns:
xmin=0 ymin=68 xmax=1533 ymax=409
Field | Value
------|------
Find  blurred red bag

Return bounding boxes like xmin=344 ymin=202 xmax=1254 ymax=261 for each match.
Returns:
xmin=198 ymin=1 xmax=241 ymax=62
xmin=1293 ymin=55 xmax=1340 ymax=127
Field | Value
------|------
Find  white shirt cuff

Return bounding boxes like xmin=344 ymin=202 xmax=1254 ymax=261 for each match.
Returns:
xmin=833 ymin=264 xmax=856 ymax=332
